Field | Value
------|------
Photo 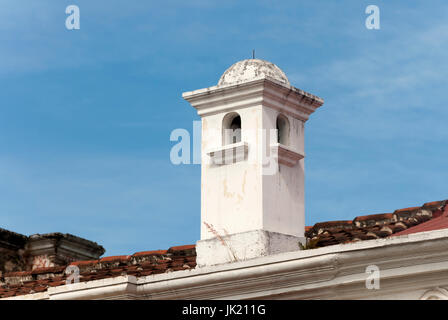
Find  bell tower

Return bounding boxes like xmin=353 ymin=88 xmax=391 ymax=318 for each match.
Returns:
xmin=183 ymin=59 xmax=324 ymax=266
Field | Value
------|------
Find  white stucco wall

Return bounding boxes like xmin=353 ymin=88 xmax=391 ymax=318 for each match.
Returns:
xmin=262 ymin=106 xmax=305 ymax=238
xmin=200 ymin=106 xmax=264 ymax=240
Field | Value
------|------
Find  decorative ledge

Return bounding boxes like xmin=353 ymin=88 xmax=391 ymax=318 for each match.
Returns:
xmin=270 ymin=143 xmax=304 ymax=167
xmin=207 ymin=142 xmax=248 ymax=165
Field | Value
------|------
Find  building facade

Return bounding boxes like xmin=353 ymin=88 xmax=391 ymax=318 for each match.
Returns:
xmin=1 ymin=59 xmax=448 ymax=300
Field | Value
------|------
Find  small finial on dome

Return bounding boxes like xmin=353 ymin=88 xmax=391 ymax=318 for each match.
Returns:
xmin=252 ymin=49 xmax=255 ymax=59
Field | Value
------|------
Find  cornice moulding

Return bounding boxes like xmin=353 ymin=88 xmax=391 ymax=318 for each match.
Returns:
xmin=183 ymin=78 xmax=324 ymax=120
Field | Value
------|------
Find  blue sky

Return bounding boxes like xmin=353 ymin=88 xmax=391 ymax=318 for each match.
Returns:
xmin=1 ymin=1 xmax=447 ymax=256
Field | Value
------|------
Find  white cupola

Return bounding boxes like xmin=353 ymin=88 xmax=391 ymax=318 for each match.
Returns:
xmin=183 ymin=59 xmax=324 ymax=266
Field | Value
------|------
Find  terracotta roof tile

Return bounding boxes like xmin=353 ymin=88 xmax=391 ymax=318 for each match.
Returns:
xmin=48 ymin=280 xmax=66 ymax=287
xmin=70 ymin=260 xmax=99 ymax=266
xmin=354 ymin=213 xmax=393 ymax=222
xmin=0 ymin=244 xmax=196 ymax=299
xmin=132 ymin=250 xmax=167 ymax=257
xmin=422 ymin=200 xmax=446 ymax=209
xmin=392 ymin=203 xmax=448 ymax=236
xmin=305 ymin=200 xmax=448 ymax=249
xmin=31 ymin=267 xmax=65 ymax=275
xmin=167 ymin=245 xmax=196 ymax=256
xmin=314 ymin=220 xmax=352 ymax=229
xmin=394 ymin=206 xmax=420 ymax=213
xmin=99 ymin=255 xmax=130 ymax=263
xmin=4 ymin=271 xmax=32 ymax=277
xmin=168 ymin=245 xmax=196 ymax=252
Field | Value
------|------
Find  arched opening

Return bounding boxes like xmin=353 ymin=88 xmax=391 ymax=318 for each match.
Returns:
xmin=222 ymin=112 xmax=241 ymax=145
xmin=276 ymin=114 xmax=290 ymax=145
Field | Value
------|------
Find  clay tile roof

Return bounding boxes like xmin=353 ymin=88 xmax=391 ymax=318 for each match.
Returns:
xmin=394 ymin=206 xmax=420 ymax=213
xmin=0 ymin=244 xmax=196 ymax=299
xmin=132 ymin=250 xmax=167 ymax=257
xmin=422 ymin=200 xmax=446 ymax=208
xmin=168 ymin=244 xmax=196 ymax=251
xmin=354 ymin=213 xmax=393 ymax=222
xmin=314 ymin=220 xmax=352 ymax=230
xmin=70 ymin=260 xmax=99 ymax=267
xmin=31 ymin=267 xmax=65 ymax=275
xmin=167 ymin=245 xmax=196 ymax=255
xmin=305 ymin=199 xmax=448 ymax=249
xmin=392 ymin=204 xmax=448 ymax=236
xmin=4 ymin=271 xmax=32 ymax=277
xmin=99 ymin=255 xmax=130 ymax=263
xmin=3 ymin=200 xmax=448 ymax=298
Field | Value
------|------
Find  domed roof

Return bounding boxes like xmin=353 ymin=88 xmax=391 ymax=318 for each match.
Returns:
xmin=218 ymin=59 xmax=289 ymax=86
